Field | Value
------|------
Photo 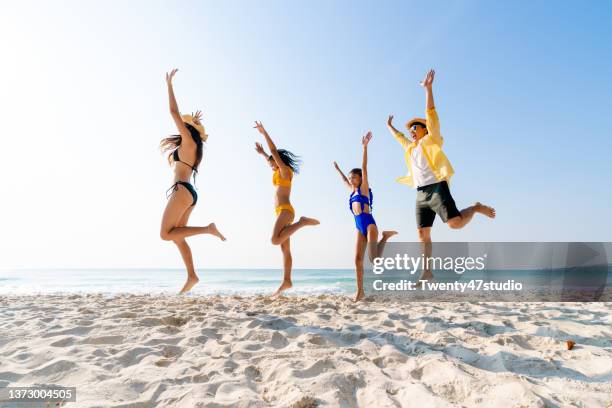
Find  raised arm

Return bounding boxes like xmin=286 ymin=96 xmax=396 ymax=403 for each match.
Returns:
xmin=333 ymin=161 xmax=352 ymax=191
xmin=386 ymin=115 xmax=410 ymax=150
xmin=420 ymin=69 xmax=435 ymax=110
xmin=166 ymin=68 xmax=194 ymax=147
xmin=254 ymin=142 xmax=270 ymax=163
xmin=420 ymin=69 xmax=442 ymax=143
xmin=360 ymin=131 xmax=372 ymax=194
xmin=253 ymin=121 xmax=290 ymax=177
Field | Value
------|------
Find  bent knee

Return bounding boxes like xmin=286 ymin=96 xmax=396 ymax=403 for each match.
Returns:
xmin=270 ymin=236 xmax=282 ymax=245
xmin=447 ymin=217 xmax=462 ymax=229
xmin=160 ymin=230 xmax=172 ymax=241
xmin=417 ymin=230 xmax=430 ymax=241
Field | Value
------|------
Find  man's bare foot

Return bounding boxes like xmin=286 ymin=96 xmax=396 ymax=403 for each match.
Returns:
xmin=353 ymin=290 xmax=365 ymax=302
xmin=299 ymin=216 xmax=320 ymax=226
xmin=179 ymin=275 xmax=199 ymax=294
xmin=381 ymin=230 xmax=398 ymax=242
xmin=416 ymin=270 xmax=434 ymax=288
xmin=272 ymin=280 xmax=292 ymax=297
xmin=474 ymin=202 xmax=496 ymax=219
xmin=207 ymin=223 xmax=227 ymax=241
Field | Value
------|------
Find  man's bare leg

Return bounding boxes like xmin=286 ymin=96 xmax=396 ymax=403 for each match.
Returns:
xmin=417 ymin=227 xmax=433 ymax=284
xmin=447 ymin=202 xmax=496 ymax=229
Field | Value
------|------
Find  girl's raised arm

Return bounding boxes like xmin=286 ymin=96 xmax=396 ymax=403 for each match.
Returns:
xmin=360 ymin=131 xmax=372 ymax=195
xmin=333 ymin=161 xmax=352 ymax=191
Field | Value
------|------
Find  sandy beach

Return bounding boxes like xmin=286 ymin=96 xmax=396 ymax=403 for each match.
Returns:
xmin=0 ymin=294 xmax=610 ymax=407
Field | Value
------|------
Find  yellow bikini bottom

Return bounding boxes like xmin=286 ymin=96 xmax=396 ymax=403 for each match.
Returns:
xmin=275 ymin=203 xmax=295 ymax=216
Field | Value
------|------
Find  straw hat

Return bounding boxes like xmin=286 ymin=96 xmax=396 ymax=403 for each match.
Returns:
xmin=181 ymin=114 xmax=208 ymax=141
xmin=406 ymin=117 xmax=427 ymax=130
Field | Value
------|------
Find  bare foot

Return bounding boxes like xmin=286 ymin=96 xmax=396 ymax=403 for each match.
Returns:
xmin=272 ymin=280 xmax=292 ymax=297
xmin=474 ymin=202 xmax=496 ymax=219
xmin=353 ymin=290 xmax=365 ymax=302
xmin=299 ymin=216 xmax=320 ymax=226
xmin=381 ymin=230 xmax=398 ymax=242
xmin=179 ymin=275 xmax=199 ymax=294
xmin=207 ymin=223 xmax=227 ymax=241
xmin=416 ymin=270 xmax=434 ymax=288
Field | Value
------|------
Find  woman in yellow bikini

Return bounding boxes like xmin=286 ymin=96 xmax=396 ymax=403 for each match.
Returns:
xmin=253 ymin=121 xmax=320 ymax=296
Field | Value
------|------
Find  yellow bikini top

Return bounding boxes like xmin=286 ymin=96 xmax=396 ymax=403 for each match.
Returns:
xmin=272 ymin=168 xmax=293 ymax=187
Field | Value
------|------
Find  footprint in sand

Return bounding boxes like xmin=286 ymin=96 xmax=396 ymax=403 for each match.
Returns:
xmin=138 ymin=317 xmax=164 ymax=327
xmin=270 ymin=332 xmax=289 ymax=349
xmin=50 ymin=336 xmax=76 ymax=347
xmin=244 ymin=365 xmax=262 ymax=382
xmin=161 ymin=316 xmax=189 ymax=327
xmin=116 ymin=346 xmax=154 ymax=366
xmin=31 ymin=360 xmax=77 ymax=378
xmin=111 ymin=311 xmax=138 ymax=319
xmin=247 ymin=317 xmax=296 ymax=330
xmin=80 ymin=335 xmax=125 ymax=345
xmin=293 ymin=359 xmax=335 ymax=379
xmin=154 ymin=358 xmax=173 ymax=367
xmin=161 ymin=345 xmax=184 ymax=358
xmin=42 ymin=326 xmax=95 ymax=338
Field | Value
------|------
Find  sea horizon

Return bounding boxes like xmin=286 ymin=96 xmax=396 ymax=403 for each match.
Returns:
xmin=2 ymin=267 xmax=610 ymax=297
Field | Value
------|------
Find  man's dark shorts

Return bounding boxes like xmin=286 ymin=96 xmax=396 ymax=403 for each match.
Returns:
xmin=415 ymin=181 xmax=461 ymax=228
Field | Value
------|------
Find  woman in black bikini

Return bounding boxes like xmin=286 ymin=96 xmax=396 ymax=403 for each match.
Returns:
xmin=160 ymin=68 xmax=226 ymax=294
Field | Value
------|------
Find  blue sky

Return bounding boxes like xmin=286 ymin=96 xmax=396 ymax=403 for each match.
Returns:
xmin=1 ymin=0 xmax=611 ymax=269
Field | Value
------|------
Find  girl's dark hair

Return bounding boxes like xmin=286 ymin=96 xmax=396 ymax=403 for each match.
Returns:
xmin=269 ymin=149 xmax=301 ymax=174
xmin=160 ymin=123 xmax=204 ymax=173
xmin=349 ymin=168 xmax=362 ymax=178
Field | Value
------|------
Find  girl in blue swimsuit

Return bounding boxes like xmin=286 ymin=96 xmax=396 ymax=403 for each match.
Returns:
xmin=333 ymin=131 xmax=398 ymax=301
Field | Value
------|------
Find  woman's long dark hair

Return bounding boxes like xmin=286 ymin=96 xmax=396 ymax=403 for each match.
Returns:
xmin=160 ymin=123 xmax=204 ymax=177
xmin=271 ymin=149 xmax=301 ymax=174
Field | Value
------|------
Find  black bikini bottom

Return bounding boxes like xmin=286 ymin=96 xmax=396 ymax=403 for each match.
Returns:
xmin=166 ymin=181 xmax=198 ymax=206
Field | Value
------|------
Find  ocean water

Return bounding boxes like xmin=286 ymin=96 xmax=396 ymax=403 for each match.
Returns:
xmin=0 ymin=269 xmax=357 ymax=296
xmin=1 ymin=268 xmax=609 ymax=298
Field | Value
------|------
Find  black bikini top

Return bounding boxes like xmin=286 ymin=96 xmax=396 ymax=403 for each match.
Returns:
xmin=172 ymin=148 xmax=198 ymax=185
xmin=172 ymin=149 xmax=197 ymax=172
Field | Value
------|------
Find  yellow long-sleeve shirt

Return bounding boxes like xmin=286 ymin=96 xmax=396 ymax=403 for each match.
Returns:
xmin=392 ymin=107 xmax=455 ymax=188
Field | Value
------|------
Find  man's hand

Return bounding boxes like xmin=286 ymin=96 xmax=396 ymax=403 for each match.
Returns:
xmin=420 ymin=69 xmax=435 ymax=89
xmin=387 ymin=115 xmax=394 ymax=127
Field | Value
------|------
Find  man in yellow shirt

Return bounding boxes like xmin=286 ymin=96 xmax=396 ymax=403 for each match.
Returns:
xmin=387 ymin=69 xmax=496 ymax=280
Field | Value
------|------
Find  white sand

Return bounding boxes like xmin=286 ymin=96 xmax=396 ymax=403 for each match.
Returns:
xmin=0 ymin=294 xmax=610 ymax=407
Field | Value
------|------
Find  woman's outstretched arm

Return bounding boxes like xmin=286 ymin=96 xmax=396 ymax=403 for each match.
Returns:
xmin=253 ymin=121 xmax=290 ymax=177
xmin=333 ymin=161 xmax=352 ymax=191
xmin=360 ymin=131 xmax=372 ymax=194
xmin=166 ymin=68 xmax=194 ymax=147
xmin=254 ymin=142 xmax=270 ymax=163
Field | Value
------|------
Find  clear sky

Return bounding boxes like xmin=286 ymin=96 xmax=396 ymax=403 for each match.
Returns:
xmin=1 ymin=0 xmax=611 ymax=269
